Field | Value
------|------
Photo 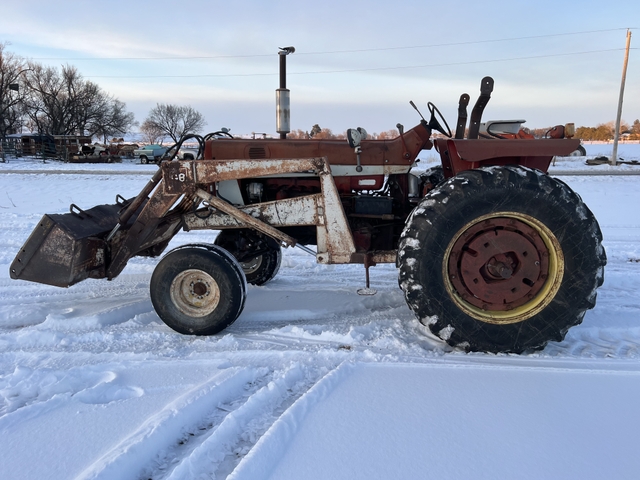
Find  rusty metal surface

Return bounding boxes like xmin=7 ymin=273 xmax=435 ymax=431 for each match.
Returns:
xmin=184 ymin=194 xmax=322 ymax=230
xmin=434 ymin=138 xmax=581 ymax=177
xmin=447 ymin=217 xmax=550 ymax=311
xmin=194 ymin=189 xmax=299 ymax=248
xmin=9 ymin=204 xmax=122 ymax=287
xmin=203 ymin=124 xmax=433 ymax=167
xmin=106 ymin=188 xmax=183 ymax=279
xmin=162 ymin=157 xmax=326 ymax=195
xmin=315 ymin=164 xmax=356 ymax=264
xmin=446 ymin=138 xmax=581 ymax=161
xmin=176 ymin=156 xmax=359 ymax=265
xmin=136 ymin=216 xmax=183 ymax=252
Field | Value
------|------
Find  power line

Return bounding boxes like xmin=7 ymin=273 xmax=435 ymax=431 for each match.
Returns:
xmin=298 ymin=28 xmax=634 ymax=55
xmin=27 ymin=28 xmax=634 ymax=61
xmin=84 ymin=48 xmax=623 ymax=79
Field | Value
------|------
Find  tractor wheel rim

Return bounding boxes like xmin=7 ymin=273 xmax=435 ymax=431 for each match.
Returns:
xmin=443 ymin=212 xmax=564 ymax=325
xmin=170 ymin=269 xmax=221 ymax=318
xmin=241 ymin=255 xmax=263 ymax=275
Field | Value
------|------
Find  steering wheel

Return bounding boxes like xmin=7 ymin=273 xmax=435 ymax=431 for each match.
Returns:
xmin=427 ymin=102 xmax=452 ymax=138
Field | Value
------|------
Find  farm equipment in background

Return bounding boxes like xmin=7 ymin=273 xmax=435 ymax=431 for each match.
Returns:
xmin=10 ymin=76 xmax=606 ymax=354
xmin=67 ymin=143 xmax=122 ymax=163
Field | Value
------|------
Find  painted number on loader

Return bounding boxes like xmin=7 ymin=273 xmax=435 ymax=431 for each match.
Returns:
xmin=162 ymin=164 xmax=193 ymax=195
xmin=171 ymin=172 xmax=186 ymax=182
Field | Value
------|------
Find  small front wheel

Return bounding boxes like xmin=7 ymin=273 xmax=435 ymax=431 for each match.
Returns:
xmin=150 ymin=244 xmax=247 ymax=335
xmin=140 ymin=155 xmax=149 ymax=164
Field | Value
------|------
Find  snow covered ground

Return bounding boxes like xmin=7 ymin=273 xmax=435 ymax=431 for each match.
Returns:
xmin=1 ymin=145 xmax=640 ymax=479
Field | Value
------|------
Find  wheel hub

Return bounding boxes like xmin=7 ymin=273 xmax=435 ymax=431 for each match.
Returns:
xmin=170 ymin=269 xmax=221 ymax=317
xmin=240 ymin=255 xmax=263 ymax=275
xmin=485 ymin=253 xmax=517 ymax=279
xmin=445 ymin=213 xmax=563 ymax=324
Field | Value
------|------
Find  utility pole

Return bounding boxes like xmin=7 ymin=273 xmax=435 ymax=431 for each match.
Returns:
xmin=611 ymin=29 xmax=632 ymax=166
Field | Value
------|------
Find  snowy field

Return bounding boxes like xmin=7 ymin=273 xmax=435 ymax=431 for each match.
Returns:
xmin=1 ymin=144 xmax=640 ymax=479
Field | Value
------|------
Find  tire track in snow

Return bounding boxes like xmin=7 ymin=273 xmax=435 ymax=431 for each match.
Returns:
xmin=156 ymin=363 xmax=329 ymax=480
xmin=74 ymin=366 xmax=263 ymax=480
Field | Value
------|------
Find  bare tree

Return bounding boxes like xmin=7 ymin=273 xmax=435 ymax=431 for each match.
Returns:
xmin=21 ymin=63 xmax=135 ymax=139
xmin=139 ymin=119 xmax=166 ymax=144
xmin=144 ymin=104 xmax=206 ymax=143
xmin=22 ymin=63 xmax=86 ymax=135
xmin=91 ymin=99 xmax=137 ymax=143
xmin=0 ymin=42 xmax=28 ymax=138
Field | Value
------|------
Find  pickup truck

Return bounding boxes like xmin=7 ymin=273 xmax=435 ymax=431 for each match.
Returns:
xmin=177 ymin=147 xmax=199 ymax=160
xmin=133 ymin=144 xmax=168 ymax=164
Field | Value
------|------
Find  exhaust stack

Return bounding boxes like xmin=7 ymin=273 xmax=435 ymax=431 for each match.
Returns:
xmin=276 ymin=46 xmax=294 ymax=139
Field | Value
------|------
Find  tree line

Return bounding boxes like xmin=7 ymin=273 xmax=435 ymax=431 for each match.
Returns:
xmin=529 ymin=120 xmax=640 ymax=141
xmin=575 ymin=120 xmax=640 ymax=141
xmin=291 ymin=122 xmax=640 ymax=142
xmin=0 ymin=42 xmax=206 ymax=145
xmin=288 ymin=124 xmax=399 ymax=140
xmin=0 ymin=43 xmax=136 ymax=142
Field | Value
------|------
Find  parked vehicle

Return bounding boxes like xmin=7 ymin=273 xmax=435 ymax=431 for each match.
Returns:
xmin=177 ymin=146 xmax=199 ymax=160
xmin=133 ymin=144 xmax=168 ymax=164
xmin=81 ymin=144 xmax=108 ymax=156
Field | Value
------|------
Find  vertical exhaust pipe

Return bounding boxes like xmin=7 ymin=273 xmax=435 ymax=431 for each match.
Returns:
xmin=277 ymin=46 xmax=294 ymax=139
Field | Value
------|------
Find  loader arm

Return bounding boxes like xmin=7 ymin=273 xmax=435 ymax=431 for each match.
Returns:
xmin=164 ymin=156 xmax=363 ymax=264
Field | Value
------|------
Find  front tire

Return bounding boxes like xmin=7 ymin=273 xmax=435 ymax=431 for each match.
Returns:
xmin=140 ymin=155 xmax=149 ymax=164
xmin=398 ymin=166 xmax=606 ymax=353
xmin=150 ymin=244 xmax=247 ymax=335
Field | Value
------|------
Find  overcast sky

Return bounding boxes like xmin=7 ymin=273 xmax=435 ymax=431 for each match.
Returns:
xmin=1 ymin=0 xmax=638 ymax=137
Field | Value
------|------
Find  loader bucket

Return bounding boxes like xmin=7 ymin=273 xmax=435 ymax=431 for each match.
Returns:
xmin=10 ymin=202 xmax=127 ymax=288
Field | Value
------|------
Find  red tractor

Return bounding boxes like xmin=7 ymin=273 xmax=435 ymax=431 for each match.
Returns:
xmin=10 ymin=76 xmax=605 ymax=353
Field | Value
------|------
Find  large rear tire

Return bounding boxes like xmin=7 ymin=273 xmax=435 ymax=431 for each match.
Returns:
xmin=398 ymin=166 xmax=606 ymax=353
xmin=150 ymin=244 xmax=247 ymax=335
xmin=214 ymin=229 xmax=282 ymax=286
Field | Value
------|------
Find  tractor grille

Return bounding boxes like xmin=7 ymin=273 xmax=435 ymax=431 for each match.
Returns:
xmin=248 ymin=147 xmax=267 ymax=159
